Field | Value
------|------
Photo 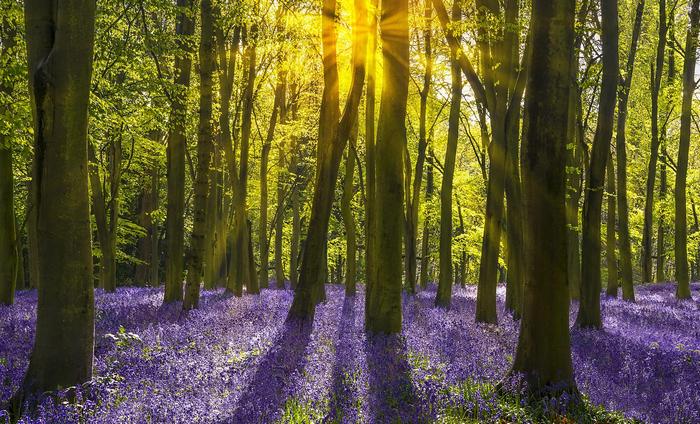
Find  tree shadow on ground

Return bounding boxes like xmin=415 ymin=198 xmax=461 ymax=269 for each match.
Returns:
xmin=220 ymin=318 xmax=312 ymax=423
xmin=365 ymin=332 xmax=430 ymax=423
xmin=328 ymin=294 xmax=359 ymax=422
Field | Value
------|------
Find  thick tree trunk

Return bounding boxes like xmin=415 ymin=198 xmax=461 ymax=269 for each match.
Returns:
xmin=164 ymin=0 xmax=196 ymax=303
xmin=577 ymin=0 xmax=618 ymax=329
xmin=674 ymin=0 xmax=700 ymax=299
xmin=203 ymin=150 xmax=220 ymax=289
xmin=12 ymin=0 xmax=96 ymax=412
xmin=183 ymin=0 xmax=215 ymax=310
xmin=606 ymin=156 xmax=618 ymax=297
xmin=510 ymin=0 xmax=576 ymax=393
xmin=435 ymin=0 xmax=461 ymax=309
xmin=365 ymin=0 xmax=408 ymax=333
xmin=616 ymin=0 xmax=645 ymax=302
xmin=641 ymin=0 xmax=667 ymax=285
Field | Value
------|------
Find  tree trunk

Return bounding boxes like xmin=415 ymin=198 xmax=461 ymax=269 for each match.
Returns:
xmin=419 ymin=156 xmax=434 ymax=289
xmin=364 ymin=0 xmax=378 ymax=305
xmin=641 ymin=0 xmax=667 ymax=285
xmin=288 ymin=0 xmax=366 ymax=321
xmin=229 ymin=26 xmax=257 ymax=296
xmin=577 ymin=0 xmax=618 ymax=329
xmin=0 ymin=144 xmax=17 ymax=305
xmin=342 ymin=127 xmax=358 ymax=296
xmin=656 ymin=149 xmax=667 ymax=282
xmin=404 ymin=0 xmax=433 ymax=294
xmin=674 ymin=0 xmax=700 ymax=299
xmin=183 ymin=0 xmax=215 ymax=310
xmin=275 ymin=78 xmax=288 ymax=289
xmin=259 ymin=78 xmax=284 ymax=290
xmin=365 ymin=0 xmax=408 ymax=334
xmin=605 ymin=155 xmax=618 ymax=297
xmin=165 ymin=0 xmax=196 ymax=303
xmin=12 ymin=0 xmax=96 ymax=412
xmin=204 ymin=149 xmax=220 ymax=289
xmin=0 ymin=20 xmax=18 ymax=305
xmin=435 ymin=0 xmax=461 ymax=309
xmin=616 ymin=0 xmax=645 ymax=302
xmin=510 ymin=0 xmax=576 ymax=393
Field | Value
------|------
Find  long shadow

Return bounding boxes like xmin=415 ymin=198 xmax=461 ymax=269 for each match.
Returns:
xmin=220 ymin=319 xmax=312 ymax=423
xmin=365 ymin=333 xmax=430 ymax=423
xmin=328 ymin=294 xmax=358 ymax=422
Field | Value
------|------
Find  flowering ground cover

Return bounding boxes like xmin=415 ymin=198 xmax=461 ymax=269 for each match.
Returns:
xmin=1 ymin=283 xmax=698 ymax=423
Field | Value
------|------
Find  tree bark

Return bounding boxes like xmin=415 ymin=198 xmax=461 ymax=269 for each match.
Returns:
xmin=435 ymin=0 xmax=461 ymax=309
xmin=184 ymin=0 xmax=215 ymax=310
xmin=616 ymin=0 xmax=645 ymax=302
xmin=641 ymin=0 xmax=667 ymax=284
xmin=288 ymin=0 xmax=366 ymax=321
xmin=365 ymin=0 xmax=408 ymax=333
xmin=0 ymin=143 xmax=16 ymax=305
xmin=419 ymin=155 xmax=434 ymax=289
xmin=605 ymin=155 xmax=618 ymax=297
xmin=165 ymin=0 xmax=196 ymax=303
xmin=342 ymin=132 xmax=357 ymax=296
xmin=510 ymin=0 xmax=576 ymax=393
xmin=674 ymin=0 xmax=700 ymax=299
xmin=577 ymin=0 xmax=618 ymax=329
xmin=12 ymin=0 xmax=96 ymax=412
xmin=229 ymin=26 xmax=258 ymax=296
xmin=404 ymin=0 xmax=433 ymax=294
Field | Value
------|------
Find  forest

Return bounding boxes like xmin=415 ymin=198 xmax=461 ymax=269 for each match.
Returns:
xmin=0 ymin=0 xmax=699 ymax=422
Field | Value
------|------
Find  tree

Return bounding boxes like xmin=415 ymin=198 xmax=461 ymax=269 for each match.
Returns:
xmin=184 ymin=0 xmax=215 ymax=310
xmin=403 ymin=0 xmax=433 ymax=294
xmin=641 ymin=0 xmax=667 ymax=284
xmin=164 ymin=0 xmax=196 ymax=303
xmin=11 ymin=0 xmax=96 ymax=412
xmin=0 ymin=13 xmax=18 ymax=305
xmin=605 ymin=156 xmax=617 ymax=296
xmin=0 ymin=135 xmax=16 ymax=305
xmin=229 ymin=25 xmax=258 ymax=296
xmin=365 ymin=0 xmax=408 ymax=333
xmin=342 ymin=125 xmax=358 ymax=296
xmin=435 ymin=0 xmax=461 ymax=308
xmin=287 ymin=0 xmax=366 ymax=321
xmin=577 ymin=0 xmax=618 ymax=329
xmin=616 ymin=0 xmax=645 ymax=302
xmin=674 ymin=0 xmax=700 ymax=300
xmin=510 ymin=0 xmax=576 ymax=393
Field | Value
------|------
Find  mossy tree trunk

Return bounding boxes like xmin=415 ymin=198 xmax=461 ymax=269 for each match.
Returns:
xmin=365 ymin=0 xmax=408 ymax=333
xmin=342 ymin=124 xmax=358 ymax=296
xmin=12 ymin=0 xmax=96 ymax=412
xmin=510 ymin=0 xmax=576 ymax=393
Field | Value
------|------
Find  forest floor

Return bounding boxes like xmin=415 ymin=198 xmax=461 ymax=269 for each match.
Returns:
xmin=1 ymin=282 xmax=699 ymax=423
